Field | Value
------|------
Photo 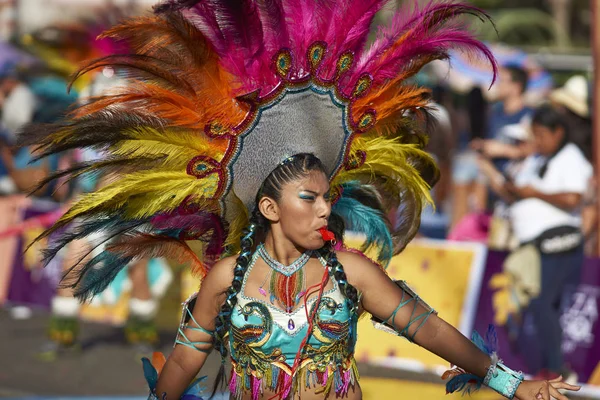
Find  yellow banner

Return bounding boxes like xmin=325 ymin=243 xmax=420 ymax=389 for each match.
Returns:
xmin=349 ymin=237 xmax=487 ymax=372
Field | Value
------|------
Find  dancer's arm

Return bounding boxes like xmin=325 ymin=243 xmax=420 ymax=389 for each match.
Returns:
xmin=340 ymin=251 xmax=579 ymax=400
xmin=154 ymin=256 xmax=236 ymax=399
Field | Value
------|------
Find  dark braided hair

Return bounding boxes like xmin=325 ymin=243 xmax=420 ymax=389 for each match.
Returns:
xmin=211 ymin=153 xmax=360 ymax=394
xmin=322 ymin=245 xmax=360 ymax=312
xmin=211 ymin=215 xmax=261 ymax=396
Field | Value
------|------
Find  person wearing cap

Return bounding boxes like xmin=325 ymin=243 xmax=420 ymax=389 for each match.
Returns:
xmin=550 ymin=75 xmax=590 ymax=120
xmin=549 ymin=75 xmax=592 ymax=160
xmin=550 ymin=75 xmax=596 ymax=254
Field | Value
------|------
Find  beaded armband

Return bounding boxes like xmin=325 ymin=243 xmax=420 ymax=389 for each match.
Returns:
xmin=371 ymin=280 xmax=437 ymax=342
xmin=484 ymin=360 xmax=524 ymax=399
xmin=174 ymin=293 xmax=214 ymax=353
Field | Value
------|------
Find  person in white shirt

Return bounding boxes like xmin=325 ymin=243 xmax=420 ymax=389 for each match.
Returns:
xmin=0 ymin=72 xmax=37 ymax=141
xmin=0 ymin=70 xmax=37 ymax=194
xmin=479 ymin=105 xmax=591 ymax=380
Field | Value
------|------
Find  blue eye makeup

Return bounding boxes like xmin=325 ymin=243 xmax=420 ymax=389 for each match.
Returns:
xmin=299 ymin=193 xmax=316 ymax=200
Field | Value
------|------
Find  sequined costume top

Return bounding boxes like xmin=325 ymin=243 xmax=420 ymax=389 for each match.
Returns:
xmin=228 ymin=251 xmax=359 ymax=398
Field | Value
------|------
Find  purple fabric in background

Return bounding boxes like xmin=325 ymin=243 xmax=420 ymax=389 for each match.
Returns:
xmin=473 ymin=250 xmax=600 ymax=383
xmin=6 ymin=205 xmax=61 ymax=309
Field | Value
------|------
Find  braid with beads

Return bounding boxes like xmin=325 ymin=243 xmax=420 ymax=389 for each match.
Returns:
xmin=325 ymin=213 xmax=360 ymax=312
xmin=323 ymin=246 xmax=360 ymax=313
xmin=211 ymin=207 xmax=267 ymax=395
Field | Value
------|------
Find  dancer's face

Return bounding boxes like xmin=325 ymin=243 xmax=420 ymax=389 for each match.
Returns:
xmin=266 ymin=170 xmax=332 ymax=250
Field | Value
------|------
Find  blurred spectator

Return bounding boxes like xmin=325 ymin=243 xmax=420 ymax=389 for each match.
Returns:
xmin=0 ymin=68 xmax=35 ymax=194
xmin=450 ymin=88 xmax=488 ymax=229
xmin=550 ymin=75 xmax=592 ymax=160
xmin=449 ymin=66 xmax=535 ymax=243
xmin=474 ymin=65 xmax=533 ymax=197
xmin=0 ymin=68 xmax=36 ymax=142
xmin=471 ymin=65 xmax=534 ymax=177
xmin=549 ymin=75 xmax=596 ymax=255
xmin=479 ymin=105 xmax=590 ymax=381
xmin=0 ymin=69 xmax=50 ymax=198
xmin=0 ymin=66 xmax=81 ymax=199
xmin=486 ymin=65 xmax=533 ymax=142
xmin=419 ymin=101 xmax=452 ymax=239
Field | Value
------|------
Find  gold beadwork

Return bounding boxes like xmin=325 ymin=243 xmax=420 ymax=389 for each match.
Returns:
xmin=308 ymin=42 xmax=327 ymax=70
xmin=336 ymin=52 xmax=354 ymax=77
xmin=275 ymin=50 xmax=293 ymax=78
xmin=352 ymin=74 xmax=373 ymax=98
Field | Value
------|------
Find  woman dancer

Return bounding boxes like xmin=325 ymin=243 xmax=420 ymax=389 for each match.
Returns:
xmin=21 ymin=1 xmax=580 ymax=399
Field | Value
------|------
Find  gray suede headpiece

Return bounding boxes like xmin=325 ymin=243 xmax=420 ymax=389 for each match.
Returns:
xmin=229 ymin=85 xmax=352 ymax=208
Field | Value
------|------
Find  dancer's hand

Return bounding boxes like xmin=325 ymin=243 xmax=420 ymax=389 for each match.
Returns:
xmin=515 ymin=376 xmax=580 ymax=400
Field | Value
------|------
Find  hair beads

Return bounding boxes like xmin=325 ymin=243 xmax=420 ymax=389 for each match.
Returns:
xmin=324 ymin=247 xmax=360 ymax=313
xmin=211 ymin=210 xmax=263 ymax=395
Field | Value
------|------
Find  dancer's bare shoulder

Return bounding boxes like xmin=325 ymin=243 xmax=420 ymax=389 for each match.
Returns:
xmin=335 ymin=250 xmax=387 ymax=287
xmin=204 ymin=255 xmax=238 ymax=288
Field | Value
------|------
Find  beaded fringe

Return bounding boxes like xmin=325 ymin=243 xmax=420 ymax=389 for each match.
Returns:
xmin=230 ymin=359 xmax=359 ymax=400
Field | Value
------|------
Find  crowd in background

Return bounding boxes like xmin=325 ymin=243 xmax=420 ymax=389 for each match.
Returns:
xmin=419 ymin=63 xmax=594 ymax=382
xmin=420 ymin=65 xmax=594 ymax=250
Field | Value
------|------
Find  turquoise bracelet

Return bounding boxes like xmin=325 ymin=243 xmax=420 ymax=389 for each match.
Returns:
xmin=483 ymin=360 xmax=524 ymax=399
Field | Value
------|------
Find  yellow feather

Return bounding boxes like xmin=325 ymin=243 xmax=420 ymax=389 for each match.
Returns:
xmin=126 ymin=128 xmax=224 ymax=156
xmin=223 ymin=194 xmax=249 ymax=254
xmin=333 ymin=135 xmax=436 ymax=207
xmin=111 ymin=127 xmax=225 ymax=158
xmin=57 ymin=171 xmax=220 ymax=224
xmin=111 ymin=140 xmax=198 ymax=169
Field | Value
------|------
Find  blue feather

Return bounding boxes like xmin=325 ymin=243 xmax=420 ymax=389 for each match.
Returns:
xmin=445 ymin=373 xmax=484 ymax=395
xmin=182 ymin=376 xmax=209 ymax=399
xmin=141 ymin=357 xmax=158 ymax=391
xmin=470 ymin=330 xmax=488 ymax=354
xmin=485 ymin=324 xmax=498 ymax=353
xmin=470 ymin=324 xmax=497 ymax=355
xmin=333 ymin=184 xmax=393 ymax=266
xmin=41 ymin=214 xmax=147 ymax=268
xmin=71 ymin=251 xmax=134 ymax=302
xmin=444 ymin=325 xmax=500 ymax=396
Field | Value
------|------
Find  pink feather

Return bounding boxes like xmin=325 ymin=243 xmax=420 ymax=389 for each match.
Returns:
xmin=352 ymin=0 xmax=497 ymax=88
xmin=257 ymin=0 xmax=289 ymax=52
xmin=150 ymin=207 xmax=225 ymax=259
xmin=282 ymin=0 xmax=335 ymax=74
xmin=182 ymin=3 xmax=227 ymax=54
xmin=319 ymin=0 xmax=388 ymax=79
xmin=341 ymin=369 xmax=351 ymax=394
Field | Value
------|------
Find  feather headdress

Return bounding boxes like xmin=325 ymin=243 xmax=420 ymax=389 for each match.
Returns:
xmin=21 ymin=0 xmax=496 ymax=300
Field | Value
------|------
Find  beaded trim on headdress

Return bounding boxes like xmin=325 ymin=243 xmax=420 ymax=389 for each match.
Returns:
xmin=21 ymin=0 xmax=496 ymax=300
